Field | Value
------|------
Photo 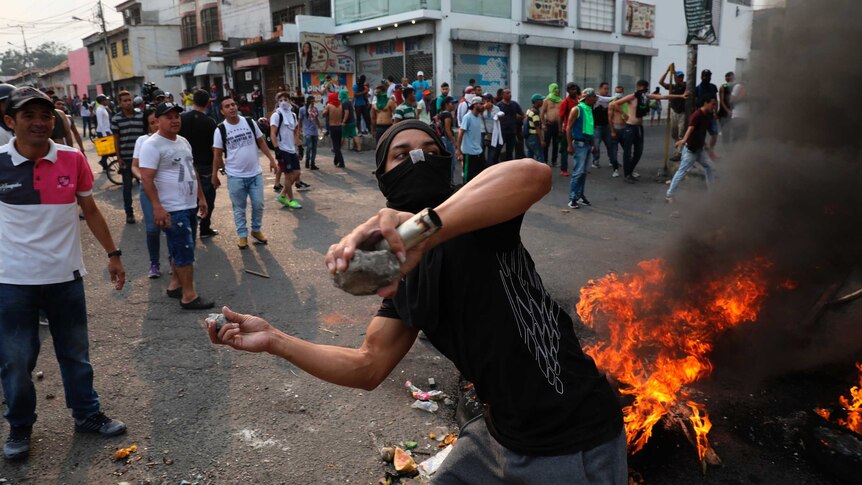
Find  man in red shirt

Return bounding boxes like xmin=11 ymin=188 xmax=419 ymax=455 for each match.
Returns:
xmin=557 ymin=83 xmax=581 ymax=176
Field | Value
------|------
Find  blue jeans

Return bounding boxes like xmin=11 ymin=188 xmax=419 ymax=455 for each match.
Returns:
xmin=569 ymin=140 xmax=591 ymax=202
xmin=163 ymin=208 xmax=198 ymax=267
xmin=441 ymin=137 xmax=458 ymax=184
xmin=81 ymin=116 xmax=92 ymax=137
xmin=525 ymin=134 xmax=545 ymax=163
xmin=304 ymin=135 xmax=317 ymax=165
xmin=0 ymin=278 xmax=100 ymax=427
xmin=592 ymin=124 xmax=618 ymax=170
xmin=666 ymin=146 xmax=715 ymax=197
xmin=139 ymin=186 xmax=164 ymax=265
xmin=227 ymin=173 xmax=264 ymax=237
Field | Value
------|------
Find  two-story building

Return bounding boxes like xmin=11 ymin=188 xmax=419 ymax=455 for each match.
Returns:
xmin=84 ymin=0 xmax=182 ymax=97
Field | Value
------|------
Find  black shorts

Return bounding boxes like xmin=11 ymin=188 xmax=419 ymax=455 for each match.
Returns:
xmin=277 ymin=149 xmax=300 ymax=172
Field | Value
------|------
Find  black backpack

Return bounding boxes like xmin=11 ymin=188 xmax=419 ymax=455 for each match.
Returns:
xmin=217 ymin=116 xmax=257 ymax=156
xmin=258 ymin=119 xmax=276 ymax=150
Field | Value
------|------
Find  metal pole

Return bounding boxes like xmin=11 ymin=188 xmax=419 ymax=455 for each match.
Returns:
xmin=685 ymin=44 xmax=697 ymax=117
xmin=660 ymin=62 xmax=675 ymax=177
xmin=98 ymin=1 xmax=117 ymax=97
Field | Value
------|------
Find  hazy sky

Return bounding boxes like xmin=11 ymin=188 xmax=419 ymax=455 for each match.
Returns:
xmin=0 ymin=0 xmax=124 ymax=53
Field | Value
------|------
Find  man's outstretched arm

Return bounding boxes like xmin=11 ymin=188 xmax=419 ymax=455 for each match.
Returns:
xmin=208 ymin=307 xmax=419 ymax=391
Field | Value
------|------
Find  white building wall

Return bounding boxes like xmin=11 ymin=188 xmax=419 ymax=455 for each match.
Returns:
xmin=221 ymin=0 xmax=274 ymax=39
xmin=130 ymin=25 xmax=183 ymax=94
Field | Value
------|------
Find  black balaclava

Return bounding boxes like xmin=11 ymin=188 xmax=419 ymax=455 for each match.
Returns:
xmin=375 ymin=120 xmax=453 ymax=214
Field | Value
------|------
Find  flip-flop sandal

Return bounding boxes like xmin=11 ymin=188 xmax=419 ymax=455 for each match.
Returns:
xmin=166 ymin=287 xmax=182 ymax=299
xmin=180 ymin=297 xmax=215 ymax=310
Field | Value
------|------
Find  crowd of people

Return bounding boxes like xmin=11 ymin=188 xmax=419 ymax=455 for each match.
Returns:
xmin=0 ymin=63 xmax=747 ymax=474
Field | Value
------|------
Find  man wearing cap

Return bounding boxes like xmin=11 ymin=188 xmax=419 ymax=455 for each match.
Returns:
xmin=525 ymin=94 xmax=545 ymax=163
xmin=456 ymin=86 xmax=476 ymax=126
xmin=94 ymin=94 xmax=112 ymax=171
xmin=393 ymin=87 xmax=417 ymax=123
xmin=0 ymin=83 xmax=15 ymax=146
xmin=566 ymin=88 xmax=599 ymax=209
xmin=0 ymin=87 xmax=128 ymax=460
xmin=456 ymin=96 xmax=485 ymax=183
xmin=557 ymin=82 xmax=581 ymax=176
xmin=111 ymin=90 xmax=146 ymax=224
xmin=207 ymin=119 xmax=626 ymax=484
xmin=659 ymin=69 xmax=688 ymax=161
xmin=139 ymin=102 xmax=213 ymax=310
xmin=412 ymin=72 xmax=432 ymax=117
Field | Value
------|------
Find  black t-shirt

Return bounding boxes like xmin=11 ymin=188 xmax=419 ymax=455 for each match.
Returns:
xmin=179 ymin=110 xmax=217 ymax=172
xmin=437 ymin=111 xmax=454 ymax=138
xmin=593 ymin=104 xmax=608 ymax=126
xmin=376 ymin=216 xmax=622 ymax=456
xmin=686 ymin=108 xmax=713 ymax=152
xmin=696 ymin=82 xmax=718 ymax=107
xmin=496 ymin=100 xmax=523 ymax=134
xmin=669 ymin=84 xmax=686 ymax=113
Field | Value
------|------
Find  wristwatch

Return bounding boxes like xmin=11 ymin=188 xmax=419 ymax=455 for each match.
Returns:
xmin=107 ymin=250 xmax=122 ymax=258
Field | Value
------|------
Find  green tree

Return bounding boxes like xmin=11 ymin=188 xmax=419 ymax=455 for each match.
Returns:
xmin=0 ymin=42 xmax=69 ymax=75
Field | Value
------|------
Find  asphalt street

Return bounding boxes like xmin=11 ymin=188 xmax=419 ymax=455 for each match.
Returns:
xmin=0 ymin=126 xmax=836 ymax=484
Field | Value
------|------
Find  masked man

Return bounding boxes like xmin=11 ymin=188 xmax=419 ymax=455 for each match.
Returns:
xmin=207 ymin=120 xmax=626 ymax=483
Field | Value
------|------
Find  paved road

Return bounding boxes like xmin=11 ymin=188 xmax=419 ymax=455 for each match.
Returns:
xmin=1 ymin=127 xmax=834 ymax=484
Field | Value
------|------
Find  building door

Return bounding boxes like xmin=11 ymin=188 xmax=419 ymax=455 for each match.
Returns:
xmin=519 ymin=45 xmax=565 ymax=107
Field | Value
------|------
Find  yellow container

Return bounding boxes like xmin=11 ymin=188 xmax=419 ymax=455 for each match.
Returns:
xmin=93 ymin=136 xmax=115 ymax=156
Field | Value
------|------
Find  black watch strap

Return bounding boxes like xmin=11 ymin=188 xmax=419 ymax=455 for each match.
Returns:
xmin=107 ymin=250 xmax=122 ymax=258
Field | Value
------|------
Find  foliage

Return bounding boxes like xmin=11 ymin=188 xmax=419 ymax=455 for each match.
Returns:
xmin=0 ymin=42 xmax=69 ymax=75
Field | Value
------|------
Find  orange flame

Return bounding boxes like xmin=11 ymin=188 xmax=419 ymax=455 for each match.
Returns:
xmin=687 ymin=401 xmax=712 ymax=462
xmin=577 ymin=258 xmax=772 ymax=454
xmin=816 ymin=362 xmax=862 ymax=435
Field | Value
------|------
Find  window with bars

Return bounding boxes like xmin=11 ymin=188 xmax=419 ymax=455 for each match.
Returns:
xmin=181 ymin=15 xmax=197 ymax=47
xmin=578 ymin=0 xmax=615 ymax=32
xmin=272 ymin=5 xmax=304 ymax=27
xmin=110 ymin=42 xmax=118 ymax=58
xmin=88 ymin=50 xmax=95 ymax=66
xmin=121 ymin=39 xmax=129 ymax=55
xmin=201 ymin=7 xmax=219 ymax=43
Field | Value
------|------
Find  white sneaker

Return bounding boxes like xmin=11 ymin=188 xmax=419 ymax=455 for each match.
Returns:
xmin=612 ymin=169 xmax=620 ymax=178
xmin=591 ymin=161 xmax=600 ymax=169
xmin=632 ymin=171 xmax=641 ymax=179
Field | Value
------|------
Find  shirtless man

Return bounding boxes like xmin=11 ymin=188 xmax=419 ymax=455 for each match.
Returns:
xmin=322 ymin=92 xmax=345 ymax=168
xmin=610 ymin=80 xmax=687 ymax=184
xmin=371 ymin=85 xmax=396 ymax=141
xmin=540 ymin=83 xmax=562 ymax=168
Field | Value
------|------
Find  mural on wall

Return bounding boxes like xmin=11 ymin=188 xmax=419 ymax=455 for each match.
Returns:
xmin=299 ymin=32 xmax=355 ymax=73
xmin=301 ymin=72 xmax=354 ymax=99
xmin=525 ymin=0 xmax=569 ymax=26
xmin=453 ymin=42 xmax=509 ymax=94
xmin=623 ymin=1 xmax=656 ymax=38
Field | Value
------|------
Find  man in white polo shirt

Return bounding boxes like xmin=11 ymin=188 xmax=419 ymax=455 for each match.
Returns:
xmin=212 ymin=96 xmax=278 ymax=249
xmin=0 ymin=87 xmax=127 ymax=461
xmin=139 ymin=101 xmax=214 ymax=310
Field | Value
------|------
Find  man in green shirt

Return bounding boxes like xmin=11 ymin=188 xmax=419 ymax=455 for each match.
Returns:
xmin=393 ymin=87 xmax=417 ymax=123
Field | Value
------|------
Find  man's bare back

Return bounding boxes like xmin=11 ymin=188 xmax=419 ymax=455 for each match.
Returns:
xmin=325 ymin=104 xmax=344 ymax=126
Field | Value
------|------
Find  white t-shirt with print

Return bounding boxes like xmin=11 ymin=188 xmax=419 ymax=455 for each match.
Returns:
xmin=138 ymin=133 xmax=198 ymax=212
xmin=213 ymin=117 xmax=264 ymax=178
xmin=132 ymin=134 xmax=150 ymax=159
xmin=270 ymin=108 xmax=297 ymax=153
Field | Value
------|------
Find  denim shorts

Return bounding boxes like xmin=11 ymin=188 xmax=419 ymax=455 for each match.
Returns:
xmin=163 ymin=208 xmax=197 ymax=267
xmin=276 ymin=149 xmax=300 ymax=172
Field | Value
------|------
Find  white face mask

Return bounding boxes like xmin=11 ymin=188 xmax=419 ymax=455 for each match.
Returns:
xmin=253 ymin=86 xmax=259 ymax=91
xmin=465 ymin=93 xmax=475 ymax=102
xmin=279 ymin=101 xmax=289 ymax=111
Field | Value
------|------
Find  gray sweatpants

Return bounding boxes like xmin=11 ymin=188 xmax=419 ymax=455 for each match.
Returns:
xmin=432 ymin=416 xmax=628 ymax=484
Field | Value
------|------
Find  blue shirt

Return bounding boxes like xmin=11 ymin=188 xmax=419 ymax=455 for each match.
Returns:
xmin=459 ymin=112 xmax=483 ymax=155
xmin=412 ymin=80 xmax=430 ymax=94
xmin=299 ymin=106 xmax=319 ymax=136
xmin=353 ymin=83 xmax=367 ymax=106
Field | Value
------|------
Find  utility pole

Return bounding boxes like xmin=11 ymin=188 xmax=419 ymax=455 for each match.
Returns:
xmin=97 ymin=1 xmax=117 ymax=96
xmin=685 ymin=44 xmax=698 ymax=117
xmin=7 ymin=25 xmax=33 ymax=83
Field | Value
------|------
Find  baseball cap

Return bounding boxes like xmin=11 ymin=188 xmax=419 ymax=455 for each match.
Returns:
xmin=582 ymin=88 xmax=596 ymax=97
xmin=701 ymin=69 xmax=712 ymax=76
xmin=394 ymin=84 xmax=403 ymax=90
xmin=133 ymin=96 xmax=143 ymax=105
xmin=675 ymin=70 xmax=685 ymax=76
xmin=468 ymin=97 xmax=482 ymax=107
xmin=531 ymin=94 xmax=544 ymax=103
xmin=482 ymin=93 xmax=494 ymax=100
xmin=423 ymin=89 xmax=432 ymax=97
xmin=154 ymin=102 xmax=183 ymax=117
xmin=443 ymin=96 xmax=456 ymax=105
xmin=464 ymin=86 xmax=474 ymax=94
xmin=96 ymin=94 xmax=107 ymax=102
xmin=153 ymin=89 xmax=166 ymax=99
xmin=417 ymin=71 xmax=424 ymax=77
xmin=5 ymin=87 xmax=55 ymax=116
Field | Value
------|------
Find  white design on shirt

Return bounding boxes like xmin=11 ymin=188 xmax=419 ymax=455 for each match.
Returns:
xmin=497 ymin=245 xmax=564 ymax=394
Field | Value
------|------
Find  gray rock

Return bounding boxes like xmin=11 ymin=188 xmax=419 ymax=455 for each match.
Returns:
xmin=207 ymin=313 xmax=227 ymax=332
xmin=332 ymin=250 xmax=400 ymax=296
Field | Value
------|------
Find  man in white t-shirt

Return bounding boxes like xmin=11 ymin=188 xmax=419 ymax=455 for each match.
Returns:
xmin=212 ymin=96 xmax=277 ymax=250
xmin=139 ymin=102 xmax=213 ymax=310
xmin=270 ymin=91 xmax=303 ymax=209
xmin=95 ymin=94 xmax=112 ymax=170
